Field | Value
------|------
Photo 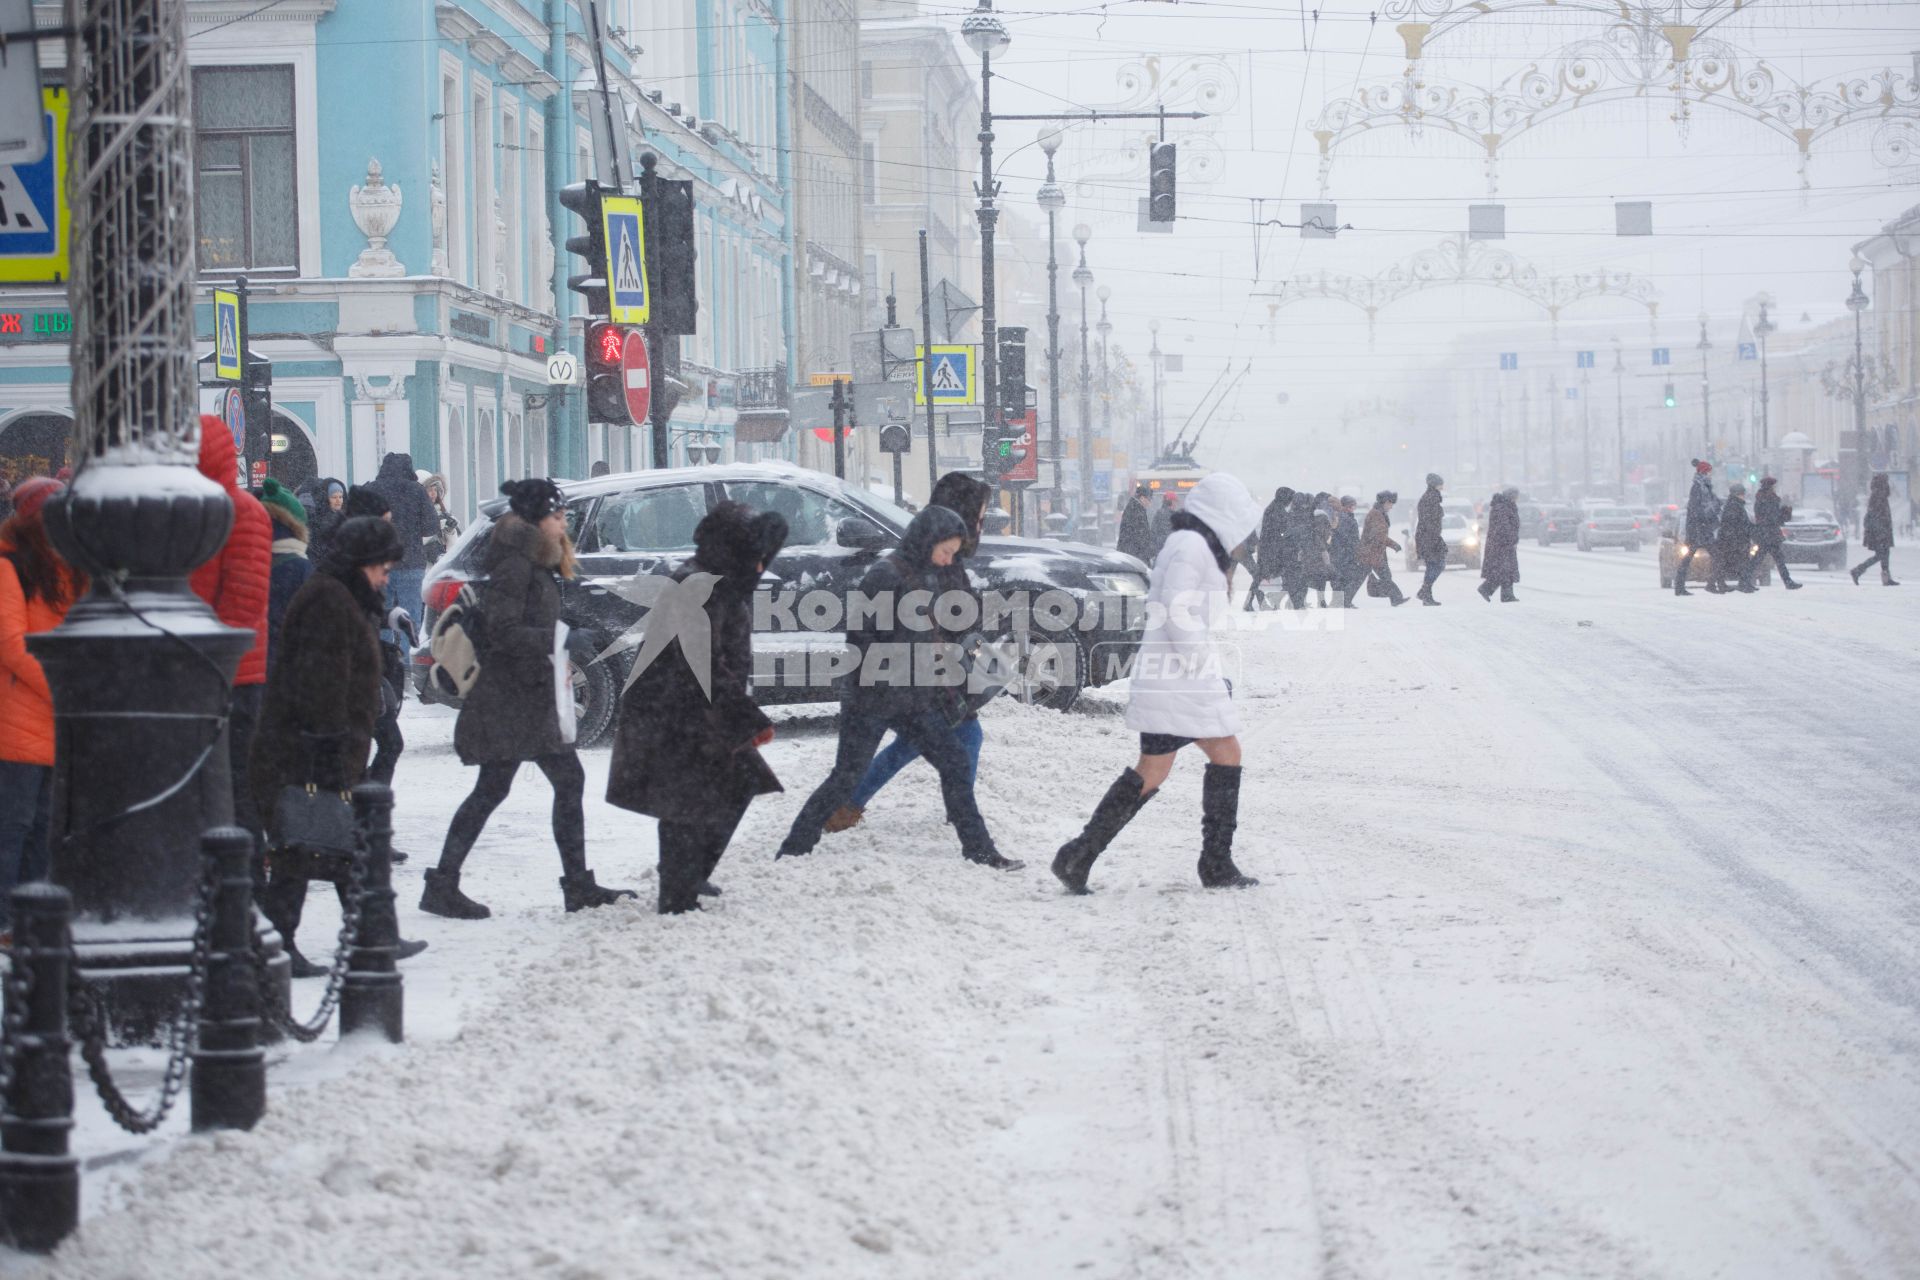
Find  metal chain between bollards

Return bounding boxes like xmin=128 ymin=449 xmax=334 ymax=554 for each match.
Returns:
xmin=69 ymin=855 xmax=219 ymax=1135
xmin=251 ymin=838 xmax=371 ymax=1044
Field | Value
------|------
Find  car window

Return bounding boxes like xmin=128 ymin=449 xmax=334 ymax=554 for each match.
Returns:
xmin=591 ymin=484 xmax=708 ymax=551
xmin=724 ymin=480 xmax=879 ymax=546
xmin=1442 ymin=514 xmax=1468 ymax=529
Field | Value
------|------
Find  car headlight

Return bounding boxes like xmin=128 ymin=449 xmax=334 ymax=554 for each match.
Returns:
xmin=1463 ymin=536 xmax=1479 ymax=548
xmin=1087 ymin=572 xmax=1148 ymax=597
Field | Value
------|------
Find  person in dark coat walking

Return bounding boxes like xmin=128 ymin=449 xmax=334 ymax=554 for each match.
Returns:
xmin=1674 ymin=460 xmax=1720 ymax=596
xmin=1330 ymin=495 xmax=1364 ymax=606
xmin=1852 ymin=472 xmax=1899 ymax=585
xmin=1117 ymin=484 xmax=1154 ymax=564
xmin=1359 ymin=491 xmax=1407 ymax=606
xmin=1148 ymin=492 xmax=1177 ymax=564
xmin=1278 ymin=491 xmax=1318 ymax=609
xmin=261 ymin=478 xmax=315 ymax=652
xmin=251 ymin=516 xmax=426 ymax=976
xmin=1246 ymin=485 xmax=1293 ymax=611
xmin=775 ymin=505 xmax=1018 ymax=870
xmin=1477 ymin=488 xmax=1522 ymax=602
xmin=366 ymin=452 xmax=438 ymax=628
xmin=1307 ymin=493 xmax=1337 ymax=607
xmin=1714 ymin=483 xmax=1756 ymax=593
xmin=607 ymin=502 xmax=789 ymax=914
xmin=306 ymin=477 xmax=346 ymax=565
xmin=825 ymin=473 xmax=994 ymax=835
xmin=1750 ymin=476 xmax=1803 ymax=590
xmin=421 ymin=479 xmax=635 ymax=919
xmin=1414 ymin=473 xmax=1448 ymax=605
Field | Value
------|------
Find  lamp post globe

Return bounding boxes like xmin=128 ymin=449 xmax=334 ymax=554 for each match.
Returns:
xmin=961 ymin=4 xmax=1009 ymax=57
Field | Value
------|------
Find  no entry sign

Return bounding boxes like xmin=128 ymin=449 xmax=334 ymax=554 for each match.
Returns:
xmin=622 ymin=328 xmax=651 ymax=424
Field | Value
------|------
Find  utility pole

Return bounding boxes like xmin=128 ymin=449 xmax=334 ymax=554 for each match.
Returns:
xmin=1613 ymin=340 xmax=1626 ymax=490
xmin=1696 ymin=312 xmax=1713 ymax=454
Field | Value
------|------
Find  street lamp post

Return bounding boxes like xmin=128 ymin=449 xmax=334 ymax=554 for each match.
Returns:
xmin=1580 ymin=365 xmax=1592 ymax=495
xmin=1754 ymin=299 xmax=1775 ymax=452
xmin=1073 ymin=223 xmax=1093 ymax=517
xmin=1148 ymin=317 xmax=1163 ymax=460
xmin=962 ymin=2 xmax=1010 ymax=469
xmin=1847 ymin=257 xmax=1871 ymax=507
xmin=1696 ymin=311 xmax=1713 ymax=454
xmin=1096 ymin=284 xmax=1112 ymax=527
xmin=1037 ymin=128 xmax=1066 ymax=514
xmin=1612 ymin=339 xmax=1626 ymax=489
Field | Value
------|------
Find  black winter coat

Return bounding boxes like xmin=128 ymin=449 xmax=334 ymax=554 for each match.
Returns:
xmin=268 ymin=539 xmax=314 ymax=655
xmin=1864 ymin=480 xmax=1894 ymax=552
xmin=1752 ymin=486 xmax=1786 ymax=549
xmin=1256 ymin=490 xmax=1293 ymax=579
xmin=1330 ymin=508 xmax=1362 ymax=577
xmin=843 ymin=506 xmax=969 ymax=719
xmin=1117 ymin=499 xmax=1153 ymax=564
xmin=1716 ymin=495 xmax=1752 ymax=560
xmin=1480 ymin=493 xmax=1521 ymax=586
xmin=1684 ymin=474 xmax=1720 ymax=545
xmin=1148 ymin=504 xmax=1173 ymax=562
xmin=250 ymin=568 xmax=384 ymax=832
xmin=606 ymin=576 xmax=778 ymax=824
xmin=367 ymin=453 xmax=439 ymax=570
xmin=454 ymin=514 xmax=572 ymax=765
xmin=1415 ymin=488 xmax=1447 ymax=561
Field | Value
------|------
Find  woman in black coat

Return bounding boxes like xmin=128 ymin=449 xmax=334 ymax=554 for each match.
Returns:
xmin=252 ymin=516 xmax=424 ymax=975
xmin=1852 ymin=473 xmax=1899 ymax=586
xmin=1714 ymin=484 xmax=1755 ymax=593
xmin=421 ymin=479 xmax=634 ymax=919
xmin=607 ymin=502 xmax=789 ymax=913
xmin=1477 ymin=488 xmax=1522 ymax=602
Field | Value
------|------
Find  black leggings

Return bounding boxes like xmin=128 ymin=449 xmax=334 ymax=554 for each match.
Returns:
xmin=438 ymin=753 xmax=587 ymax=879
xmin=1854 ymin=547 xmax=1892 ymax=578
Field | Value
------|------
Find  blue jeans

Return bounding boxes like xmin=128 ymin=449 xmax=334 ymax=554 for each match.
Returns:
xmin=781 ymin=704 xmax=995 ymax=858
xmin=851 ymin=719 xmax=984 ymax=809
xmin=389 ymin=566 xmax=425 ymax=630
xmin=1423 ymin=557 xmax=1446 ymax=589
xmin=0 ymin=761 xmax=53 ymax=929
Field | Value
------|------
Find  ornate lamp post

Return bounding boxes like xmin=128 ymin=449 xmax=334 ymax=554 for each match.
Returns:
xmin=1148 ymin=317 xmax=1164 ymax=460
xmin=1754 ymin=298 xmax=1775 ymax=452
xmin=1072 ymin=223 xmax=1094 ymax=516
xmin=1612 ymin=338 xmax=1627 ymax=489
xmin=1846 ymin=257 xmax=1871 ymax=504
xmin=33 ymin=0 xmax=269 ymax=1036
xmin=1096 ymin=284 xmax=1113 ymax=526
xmin=961 ymin=1 xmax=1010 ymax=456
xmin=1696 ymin=311 xmax=1713 ymax=453
xmin=1037 ymin=128 xmax=1066 ymax=513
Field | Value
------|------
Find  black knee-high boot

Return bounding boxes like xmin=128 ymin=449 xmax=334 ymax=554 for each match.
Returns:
xmin=1198 ymin=764 xmax=1258 ymax=889
xmin=1052 ymin=769 xmax=1156 ymax=894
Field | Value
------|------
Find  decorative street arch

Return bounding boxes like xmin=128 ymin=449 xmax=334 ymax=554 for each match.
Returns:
xmin=1381 ymin=0 xmax=1752 ymax=67
xmin=1274 ymin=235 xmax=1661 ymax=345
xmin=1311 ymin=20 xmax=1920 ymax=195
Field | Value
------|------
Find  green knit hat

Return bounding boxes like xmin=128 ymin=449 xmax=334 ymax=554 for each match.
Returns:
xmin=260 ymin=478 xmax=307 ymax=536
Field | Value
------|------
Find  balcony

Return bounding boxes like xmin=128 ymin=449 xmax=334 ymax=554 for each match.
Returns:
xmin=738 ymin=365 xmax=790 ymax=410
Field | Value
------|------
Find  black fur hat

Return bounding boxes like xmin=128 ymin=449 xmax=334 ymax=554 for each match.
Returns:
xmin=501 ymin=477 xmax=565 ymax=524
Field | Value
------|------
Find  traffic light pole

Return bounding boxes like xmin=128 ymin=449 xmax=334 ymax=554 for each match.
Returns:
xmin=830 ymin=378 xmax=848 ymax=480
xmin=647 ymin=326 xmax=670 ymax=467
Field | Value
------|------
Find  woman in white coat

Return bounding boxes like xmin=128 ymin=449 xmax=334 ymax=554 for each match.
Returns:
xmin=1052 ymin=472 xmax=1265 ymax=893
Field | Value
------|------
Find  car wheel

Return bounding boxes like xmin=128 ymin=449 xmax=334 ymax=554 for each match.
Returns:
xmin=567 ymin=637 xmax=619 ymax=749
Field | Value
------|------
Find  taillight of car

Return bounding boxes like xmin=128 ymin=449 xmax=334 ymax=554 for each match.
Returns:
xmin=425 ymin=576 xmax=468 ymax=614
xmin=1828 ymin=526 xmax=1840 ymax=538
xmin=1588 ymin=522 xmax=1598 ymax=529
xmin=1631 ymin=521 xmax=1639 ymax=529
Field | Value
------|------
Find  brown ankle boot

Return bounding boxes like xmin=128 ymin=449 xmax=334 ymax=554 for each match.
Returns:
xmin=823 ymin=805 xmax=864 ymax=834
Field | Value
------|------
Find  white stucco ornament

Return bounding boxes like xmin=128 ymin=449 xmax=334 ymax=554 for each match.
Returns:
xmin=430 ymin=161 xmax=449 ymax=276
xmin=348 ymin=158 xmax=406 ymax=278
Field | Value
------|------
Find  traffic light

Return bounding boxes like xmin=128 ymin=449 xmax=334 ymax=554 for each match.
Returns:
xmin=586 ymin=320 xmax=632 ymax=424
xmin=638 ymin=153 xmax=699 ymax=335
xmin=998 ymin=326 xmax=1028 ymax=420
xmin=1149 ymin=143 xmax=1177 ymax=223
xmin=558 ymin=180 xmax=608 ymax=316
xmin=1663 ymin=382 xmax=1677 ymax=408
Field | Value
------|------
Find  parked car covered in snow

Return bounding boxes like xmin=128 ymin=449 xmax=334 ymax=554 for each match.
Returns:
xmin=413 ymin=464 xmax=1151 ymax=746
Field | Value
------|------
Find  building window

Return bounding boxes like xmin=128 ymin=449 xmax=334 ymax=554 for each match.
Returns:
xmin=860 ymin=61 xmax=873 ymax=99
xmin=862 ymin=143 xmax=876 ymax=204
xmin=193 ymin=65 xmax=297 ymax=271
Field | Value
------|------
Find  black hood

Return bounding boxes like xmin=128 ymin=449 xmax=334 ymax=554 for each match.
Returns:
xmin=1272 ymin=486 xmax=1295 ymax=506
xmin=692 ymin=500 xmax=789 ymax=581
xmin=898 ymin=505 xmax=968 ymax=570
xmin=376 ymin=452 xmax=416 ymax=483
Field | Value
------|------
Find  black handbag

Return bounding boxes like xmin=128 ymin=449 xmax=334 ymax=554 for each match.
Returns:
xmin=271 ymin=783 xmax=357 ymax=858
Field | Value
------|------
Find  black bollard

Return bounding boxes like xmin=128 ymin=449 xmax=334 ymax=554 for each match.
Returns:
xmin=191 ymin=827 xmax=266 ymax=1132
xmin=341 ymin=784 xmax=403 ymax=1043
xmin=0 ymin=884 xmax=80 ymax=1253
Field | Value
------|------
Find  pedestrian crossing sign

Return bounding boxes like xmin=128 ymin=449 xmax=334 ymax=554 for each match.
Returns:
xmin=0 ymin=88 xmax=68 ymax=284
xmin=1498 ymin=352 xmax=1518 ymax=371
xmin=213 ymin=288 xmax=241 ymax=381
xmin=601 ymin=195 xmax=649 ymax=325
xmin=915 ymin=344 xmax=976 ymax=405
xmin=1652 ymin=347 xmax=1671 ymax=366
xmin=1576 ymin=350 xmax=1595 ymax=368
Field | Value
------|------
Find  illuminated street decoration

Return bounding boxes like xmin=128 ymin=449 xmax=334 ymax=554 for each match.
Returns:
xmin=1312 ymin=19 xmax=1920 ymax=195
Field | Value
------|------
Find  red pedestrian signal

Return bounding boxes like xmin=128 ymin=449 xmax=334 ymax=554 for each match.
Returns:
xmin=586 ymin=321 xmax=632 ymax=425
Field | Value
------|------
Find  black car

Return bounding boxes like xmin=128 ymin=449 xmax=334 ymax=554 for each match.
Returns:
xmin=1779 ymin=507 xmax=1847 ymax=570
xmin=1535 ymin=504 xmax=1580 ymax=546
xmin=413 ymin=463 xmax=1151 ymax=746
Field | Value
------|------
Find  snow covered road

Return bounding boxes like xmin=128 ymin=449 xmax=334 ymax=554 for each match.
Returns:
xmin=20 ymin=546 xmax=1920 ymax=1279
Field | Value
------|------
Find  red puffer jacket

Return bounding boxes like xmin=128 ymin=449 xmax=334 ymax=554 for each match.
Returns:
xmin=0 ymin=547 xmax=72 ymax=766
xmin=190 ymin=417 xmax=272 ymax=686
